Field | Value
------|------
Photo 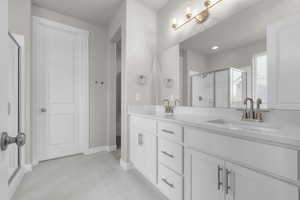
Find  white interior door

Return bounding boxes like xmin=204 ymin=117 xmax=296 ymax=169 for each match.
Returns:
xmin=7 ymin=33 xmax=20 ymax=182
xmin=0 ymin=0 xmax=9 ymax=199
xmin=33 ymin=17 xmax=89 ymax=161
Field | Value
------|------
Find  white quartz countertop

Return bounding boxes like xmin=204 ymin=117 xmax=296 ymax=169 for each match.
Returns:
xmin=128 ymin=111 xmax=300 ymax=150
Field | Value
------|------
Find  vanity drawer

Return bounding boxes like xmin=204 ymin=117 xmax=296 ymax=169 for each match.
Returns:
xmin=158 ymin=164 xmax=183 ymax=200
xmin=159 ymin=138 xmax=183 ymax=174
xmin=130 ymin=116 xmax=156 ymax=134
xmin=185 ymin=127 xmax=299 ymax=181
xmin=158 ymin=122 xmax=183 ymax=142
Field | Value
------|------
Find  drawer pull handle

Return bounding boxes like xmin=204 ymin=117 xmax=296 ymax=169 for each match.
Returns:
xmin=161 ymin=151 xmax=174 ymax=158
xmin=161 ymin=129 xmax=175 ymax=134
xmin=225 ymin=169 xmax=231 ymax=195
xmin=217 ymin=165 xmax=223 ymax=190
xmin=161 ymin=178 xmax=174 ymax=188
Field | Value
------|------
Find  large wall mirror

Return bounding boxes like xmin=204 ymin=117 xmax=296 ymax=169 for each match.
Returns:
xmin=181 ymin=36 xmax=267 ymax=109
xmin=159 ymin=0 xmax=300 ymax=110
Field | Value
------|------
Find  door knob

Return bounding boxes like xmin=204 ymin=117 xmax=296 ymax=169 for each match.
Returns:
xmin=40 ymin=108 xmax=47 ymax=113
xmin=1 ymin=132 xmax=26 ymax=151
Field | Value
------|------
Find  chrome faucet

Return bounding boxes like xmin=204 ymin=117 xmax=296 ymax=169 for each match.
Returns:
xmin=242 ymin=97 xmax=264 ymax=122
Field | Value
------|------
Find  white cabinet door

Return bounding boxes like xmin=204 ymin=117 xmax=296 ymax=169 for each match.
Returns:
xmin=130 ymin=128 xmax=144 ymax=173
xmin=268 ymin=16 xmax=300 ymax=110
xmin=184 ymin=149 xmax=224 ymax=200
xmin=225 ymin=162 xmax=298 ymax=200
xmin=130 ymin=127 xmax=157 ymax=185
xmin=144 ymin=133 xmax=157 ymax=185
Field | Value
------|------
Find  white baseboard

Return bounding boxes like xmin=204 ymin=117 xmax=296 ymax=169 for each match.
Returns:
xmin=8 ymin=167 xmax=26 ymax=200
xmin=85 ymin=145 xmax=117 ymax=155
xmin=23 ymin=164 xmax=33 ymax=173
xmin=106 ymin=145 xmax=117 ymax=152
xmin=84 ymin=146 xmax=107 ymax=155
xmin=120 ymin=159 xmax=133 ymax=171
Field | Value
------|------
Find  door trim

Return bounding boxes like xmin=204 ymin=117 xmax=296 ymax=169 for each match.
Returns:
xmin=32 ymin=17 xmax=89 ymax=164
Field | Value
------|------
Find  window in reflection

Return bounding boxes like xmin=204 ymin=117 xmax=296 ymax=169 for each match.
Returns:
xmin=253 ymin=53 xmax=268 ymax=108
xmin=230 ymin=68 xmax=247 ymax=108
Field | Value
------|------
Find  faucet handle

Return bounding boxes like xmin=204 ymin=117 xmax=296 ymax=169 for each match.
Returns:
xmin=175 ymin=99 xmax=181 ymax=106
xmin=256 ymin=98 xmax=262 ymax=109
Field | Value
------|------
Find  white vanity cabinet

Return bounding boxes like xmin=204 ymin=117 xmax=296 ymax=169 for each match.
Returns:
xmin=129 ymin=115 xmax=300 ymax=200
xmin=268 ymin=16 xmax=300 ymax=110
xmin=184 ymin=127 xmax=299 ymax=200
xmin=225 ymin=162 xmax=298 ymax=200
xmin=184 ymin=149 xmax=298 ymax=200
xmin=129 ymin=116 xmax=157 ymax=185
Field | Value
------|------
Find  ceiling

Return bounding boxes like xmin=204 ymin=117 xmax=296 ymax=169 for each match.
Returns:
xmin=139 ymin=0 xmax=169 ymax=11
xmin=32 ymin=0 xmax=169 ymax=26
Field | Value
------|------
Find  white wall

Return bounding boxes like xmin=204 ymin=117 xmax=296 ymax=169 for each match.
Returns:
xmin=32 ymin=6 xmax=109 ymax=148
xmin=107 ymin=0 xmax=157 ymax=163
xmin=207 ymin=39 xmax=266 ymax=71
xmin=160 ymin=45 xmax=180 ymax=101
xmin=125 ymin=0 xmax=157 ymax=105
xmin=8 ymin=0 xmax=32 ymax=163
xmin=124 ymin=0 xmax=157 ymax=162
xmin=107 ymin=1 xmax=126 ymax=156
xmin=186 ymin=49 xmax=207 ymax=73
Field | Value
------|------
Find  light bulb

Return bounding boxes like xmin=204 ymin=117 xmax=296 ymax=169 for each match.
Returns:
xmin=212 ymin=46 xmax=219 ymax=50
xmin=171 ymin=18 xmax=177 ymax=29
xmin=186 ymin=7 xmax=192 ymax=18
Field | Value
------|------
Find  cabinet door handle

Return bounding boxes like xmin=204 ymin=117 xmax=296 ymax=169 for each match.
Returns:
xmin=161 ymin=151 xmax=174 ymax=158
xmin=138 ymin=134 xmax=143 ymax=146
xmin=217 ymin=165 xmax=223 ymax=190
xmin=225 ymin=169 xmax=232 ymax=195
xmin=161 ymin=178 xmax=174 ymax=188
xmin=161 ymin=129 xmax=174 ymax=135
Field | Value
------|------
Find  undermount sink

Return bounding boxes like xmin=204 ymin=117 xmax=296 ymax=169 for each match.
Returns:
xmin=206 ymin=119 xmax=279 ymax=132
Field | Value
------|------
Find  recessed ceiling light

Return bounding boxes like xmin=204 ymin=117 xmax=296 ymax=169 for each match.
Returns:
xmin=212 ymin=46 xmax=219 ymax=50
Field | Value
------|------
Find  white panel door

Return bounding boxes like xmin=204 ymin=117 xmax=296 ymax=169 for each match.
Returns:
xmin=7 ymin=33 xmax=20 ymax=180
xmin=184 ymin=149 xmax=224 ymax=200
xmin=268 ymin=16 xmax=300 ymax=110
xmin=0 ymin=0 xmax=9 ymax=199
xmin=34 ymin=18 xmax=89 ymax=161
xmin=225 ymin=162 xmax=298 ymax=200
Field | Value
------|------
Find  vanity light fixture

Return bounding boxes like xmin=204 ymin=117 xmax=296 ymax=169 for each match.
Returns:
xmin=171 ymin=0 xmax=224 ymax=30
